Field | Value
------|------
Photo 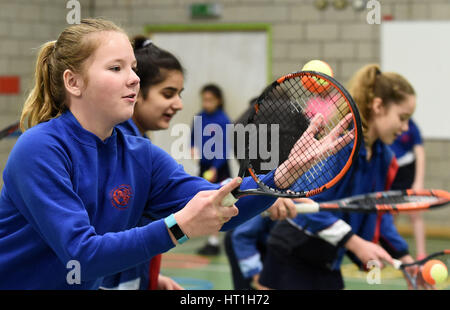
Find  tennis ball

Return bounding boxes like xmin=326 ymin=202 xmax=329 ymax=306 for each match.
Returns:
xmin=301 ymin=60 xmax=334 ymax=93
xmin=422 ymin=259 xmax=448 ymax=285
xmin=203 ymin=170 xmax=215 ymax=181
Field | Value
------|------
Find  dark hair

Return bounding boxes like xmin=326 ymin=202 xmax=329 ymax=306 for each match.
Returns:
xmin=132 ymin=35 xmax=184 ymax=99
xmin=201 ymin=84 xmax=224 ymax=109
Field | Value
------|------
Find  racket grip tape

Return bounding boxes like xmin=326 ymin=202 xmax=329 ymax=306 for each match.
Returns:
xmin=261 ymin=202 xmax=320 ymax=217
xmin=295 ymin=202 xmax=320 ymax=213
xmin=392 ymin=259 xmax=403 ymax=270
xmin=221 ymin=193 xmax=238 ymax=207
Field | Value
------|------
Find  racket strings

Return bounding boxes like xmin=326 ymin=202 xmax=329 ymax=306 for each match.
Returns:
xmin=363 ymin=195 xmax=440 ymax=206
xmin=246 ymin=73 xmax=356 ymax=193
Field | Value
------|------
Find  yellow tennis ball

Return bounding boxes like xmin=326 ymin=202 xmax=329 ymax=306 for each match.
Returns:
xmin=422 ymin=260 xmax=448 ymax=285
xmin=430 ymin=262 xmax=448 ymax=284
xmin=301 ymin=60 xmax=334 ymax=93
xmin=302 ymin=59 xmax=334 ymax=77
xmin=203 ymin=170 xmax=214 ymax=181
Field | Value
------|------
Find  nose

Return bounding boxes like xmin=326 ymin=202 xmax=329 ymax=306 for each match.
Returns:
xmin=128 ymin=68 xmax=140 ymax=87
xmin=172 ymin=95 xmax=183 ymax=111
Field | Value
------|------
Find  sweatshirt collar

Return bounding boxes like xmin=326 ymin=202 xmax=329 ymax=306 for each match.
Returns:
xmin=359 ymin=138 xmax=384 ymax=159
xmin=61 ymin=110 xmax=117 ymax=147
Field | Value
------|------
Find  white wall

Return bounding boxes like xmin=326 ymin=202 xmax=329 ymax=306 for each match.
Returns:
xmin=381 ymin=21 xmax=450 ymax=139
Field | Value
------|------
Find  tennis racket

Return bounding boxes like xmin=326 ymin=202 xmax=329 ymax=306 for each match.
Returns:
xmin=0 ymin=121 xmax=20 ymax=141
xmin=392 ymin=249 xmax=450 ymax=290
xmin=221 ymin=70 xmax=362 ymax=206
xmin=282 ymin=189 xmax=450 ymax=214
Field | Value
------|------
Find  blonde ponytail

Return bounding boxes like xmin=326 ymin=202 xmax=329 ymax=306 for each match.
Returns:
xmin=20 ymin=41 xmax=64 ymax=131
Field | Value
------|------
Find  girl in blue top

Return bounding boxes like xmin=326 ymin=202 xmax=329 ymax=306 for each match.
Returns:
xmin=252 ymin=64 xmax=430 ymax=290
xmin=0 ymin=19 xmax=322 ymax=289
xmin=191 ymin=84 xmax=232 ymax=255
xmin=101 ymin=36 xmax=185 ymax=290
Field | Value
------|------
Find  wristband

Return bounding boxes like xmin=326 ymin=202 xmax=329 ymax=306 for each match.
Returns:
xmin=164 ymin=214 xmax=189 ymax=244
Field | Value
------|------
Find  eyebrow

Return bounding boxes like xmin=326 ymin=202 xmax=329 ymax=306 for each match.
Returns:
xmin=163 ymin=87 xmax=184 ymax=92
xmin=108 ymin=58 xmax=137 ymax=66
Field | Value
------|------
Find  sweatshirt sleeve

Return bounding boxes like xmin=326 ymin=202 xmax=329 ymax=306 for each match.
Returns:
xmin=293 ymin=182 xmax=353 ymax=246
xmin=3 ymin=133 xmax=175 ymax=282
xmin=145 ymin=144 xmax=278 ymax=230
xmin=378 ymin=213 xmax=409 ymax=259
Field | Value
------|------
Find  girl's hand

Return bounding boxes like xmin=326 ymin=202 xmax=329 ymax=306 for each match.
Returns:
xmin=266 ymin=198 xmax=298 ymax=220
xmin=157 ymin=274 xmax=184 ymax=290
xmin=274 ymin=113 xmax=354 ymax=189
xmin=251 ymin=274 xmax=270 ymax=290
xmin=344 ymin=235 xmax=393 ymax=269
xmin=171 ymin=178 xmax=241 ymax=240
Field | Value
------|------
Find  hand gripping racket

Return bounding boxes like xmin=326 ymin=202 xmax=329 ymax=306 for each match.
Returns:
xmin=392 ymin=249 xmax=450 ymax=290
xmin=287 ymin=189 xmax=450 ymax=214
xmin=222 ymin=70 xmax=362 ymax=206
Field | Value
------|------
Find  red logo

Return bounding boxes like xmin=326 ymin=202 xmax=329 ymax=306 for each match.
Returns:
xmin=110 ymin=184 xmax=133 ymax=210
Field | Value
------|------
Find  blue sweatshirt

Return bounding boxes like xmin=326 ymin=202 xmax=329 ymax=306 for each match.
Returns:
xmin=101 ymin=118 xmax=152 ymax=290
xmin=190 ymin=109 xmax=231 ymax=170
xmin=389 ymin=119 xmax=422 ymax=167
xmin=290 ymin=140 xmax=409 ymax=270
xmin=0 ymin=111 xmax=276 ymax=289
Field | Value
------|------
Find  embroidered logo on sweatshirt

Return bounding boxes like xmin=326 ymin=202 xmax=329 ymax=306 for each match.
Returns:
xmin=110 ymin=184 xmax=133 ymax=210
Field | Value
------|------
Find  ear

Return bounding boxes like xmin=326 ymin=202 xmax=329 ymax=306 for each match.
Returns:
xmin=371 ymin=97 xmax=385 ymax=115
xmin=63 ymin=69 xmax=83 ymax=97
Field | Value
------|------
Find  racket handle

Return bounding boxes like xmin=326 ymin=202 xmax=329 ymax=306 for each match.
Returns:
xmin=294 ymin=202 xmax=320 ymax=213
xmin=261 ymin=201 xmax=320 ymax=217
xmin=221 ymin=193 xmax=238 ymax=207
xmin=392 ymin=259 xmax=402 ymax=270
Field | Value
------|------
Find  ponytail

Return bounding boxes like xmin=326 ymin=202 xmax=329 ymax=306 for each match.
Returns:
xmin=20 ymin=41 xmax=66 ymax=131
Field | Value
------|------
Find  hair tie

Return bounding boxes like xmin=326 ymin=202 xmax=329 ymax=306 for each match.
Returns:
xmin=143 ymin=39 xmax=153 ymax=48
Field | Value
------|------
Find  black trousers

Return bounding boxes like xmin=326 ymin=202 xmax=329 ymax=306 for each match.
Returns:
xmin=259 ymin=247 xmax=344 ymax=290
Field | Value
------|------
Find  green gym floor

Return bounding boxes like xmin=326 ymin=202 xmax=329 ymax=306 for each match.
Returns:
xmin=160 ymin=234 xmax=450 ymax=290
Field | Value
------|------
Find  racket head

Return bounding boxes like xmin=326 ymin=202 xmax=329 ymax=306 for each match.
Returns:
xmin=234 ymin=70 xmax=362 ymax=199
xmin=317 ymin=189 xmax=450 ymax=213
xmin=362 ymin=189 xmax=450 ymax=212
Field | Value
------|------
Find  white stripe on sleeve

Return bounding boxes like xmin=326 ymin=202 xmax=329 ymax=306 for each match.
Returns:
xmin=317 ymin=219 xmax=352 ymax=246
